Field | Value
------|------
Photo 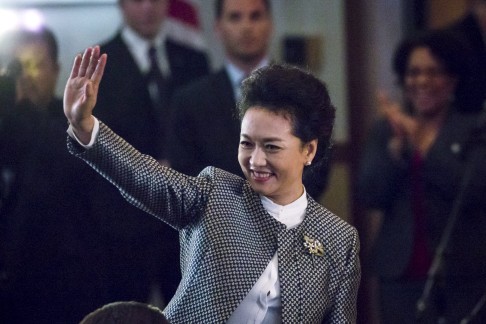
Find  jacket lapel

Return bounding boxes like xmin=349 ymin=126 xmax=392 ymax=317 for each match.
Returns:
xmin=278 ymin=199 xmax=336 ymax=323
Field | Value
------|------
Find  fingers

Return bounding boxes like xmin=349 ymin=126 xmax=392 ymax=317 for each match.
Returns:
xmin=68 ymin=46 xmax=105 ymax=85
xmin=85 ymin=46 xmax=100 ymax=77
xmin=78 ymin=47 xmax=92 ymax=77
xmin=91 ymin=53 xmax=107 ymax=85
xmin=69 ymin=54 xmax=82 ymax=79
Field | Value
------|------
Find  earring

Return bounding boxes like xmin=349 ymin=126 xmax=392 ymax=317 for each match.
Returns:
xmin=305 ymin=161 xmax=312 ymax=166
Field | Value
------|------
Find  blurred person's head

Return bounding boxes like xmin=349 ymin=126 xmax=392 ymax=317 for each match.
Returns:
xmin=119 ymin=0 xmax=169 ymax=40
xmin=237 ymin=64 xmax=335 ymax=205
xmin=215 ymin=0 xmax=273 ymax=72
xmin=393 ymin=31 xmax=478 ymax=115
xmin=79 ymin=301 xmax=168 ymax=324
xmin=1 ymin=26 xmax=60 ymax=110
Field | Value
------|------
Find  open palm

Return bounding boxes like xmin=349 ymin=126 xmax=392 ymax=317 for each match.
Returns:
xmin=63 ymin=46 xmax=106 ymax=134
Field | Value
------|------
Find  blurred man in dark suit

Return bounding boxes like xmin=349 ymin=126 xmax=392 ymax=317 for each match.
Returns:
xmin=89 ymin=0 xmax=210 ymax=308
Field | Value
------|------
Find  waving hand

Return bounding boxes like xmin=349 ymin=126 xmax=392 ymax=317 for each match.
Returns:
xmin=64 ymin=46 xmax=106 ymax=144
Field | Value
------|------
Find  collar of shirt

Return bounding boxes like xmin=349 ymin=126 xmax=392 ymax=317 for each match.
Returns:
xmin=260 ymin=189 xmax=308 ymax=229
xmin=121 ymin=24 xmax=170 ymax=75
xmin=225 ymin=58 xmax=270 ymax=97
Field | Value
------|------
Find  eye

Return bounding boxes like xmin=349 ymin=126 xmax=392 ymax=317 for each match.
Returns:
xmin=228 ymin=12 xmax=242 ymax=23
xmin=264 ymin=144 xmax=281 ymax=152
xmin=239 ymin=140 xmax=253 ymax=149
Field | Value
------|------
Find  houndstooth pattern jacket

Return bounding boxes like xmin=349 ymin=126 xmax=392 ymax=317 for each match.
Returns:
xmin=68 ymin=122 xmax=361 ymax=323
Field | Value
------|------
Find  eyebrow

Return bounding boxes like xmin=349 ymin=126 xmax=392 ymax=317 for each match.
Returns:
xmin=240 ymin=134 xmax=283 ymax=142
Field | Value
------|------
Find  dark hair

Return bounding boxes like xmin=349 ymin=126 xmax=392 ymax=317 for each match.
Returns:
xmin=215 ymin=0 xmax=271 ymax=19
xmin=1 ymin=26 xmax=58 ymax=64
xmin=79 ymin=301 xmax=168 ymax=324
xmin=238 ymin=63 xmax=335 ymax=168
xmin=393 ymin=30 xmax=482 ymax=112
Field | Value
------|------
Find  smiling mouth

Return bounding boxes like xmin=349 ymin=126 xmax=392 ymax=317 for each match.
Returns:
xmin=250 ymin=170 xmax=273 ymax=181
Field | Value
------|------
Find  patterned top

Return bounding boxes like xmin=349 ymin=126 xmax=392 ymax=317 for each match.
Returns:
xmin=68 ymin=122 xmax=361 ymax=323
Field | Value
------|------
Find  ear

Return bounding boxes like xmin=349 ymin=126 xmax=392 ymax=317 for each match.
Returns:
xmin=304 ymin=139 xmax=318 ymax=162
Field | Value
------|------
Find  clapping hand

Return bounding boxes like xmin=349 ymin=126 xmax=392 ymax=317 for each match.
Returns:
xmin=64 ymin=46 xmax=106 ymax=144
xmin=376 ymin=91 xmax=417 ymax=159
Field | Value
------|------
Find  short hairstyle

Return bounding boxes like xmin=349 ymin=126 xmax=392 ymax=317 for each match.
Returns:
xmin=238 ymin=63 xmax=335 ymax=167
xmin=393 ymin=30 xmax=481 ymax=111
xmin=1 ymin=26 xmax=59 ymax=64
xmin=79 ymin=301 xmax=168 ymax=324
xmin=215 ymin=0 xmax=271 ymax=19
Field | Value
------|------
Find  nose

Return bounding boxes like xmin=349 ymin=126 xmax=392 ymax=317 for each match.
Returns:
xmin=249 ymin=147 xmax=266 ymax=167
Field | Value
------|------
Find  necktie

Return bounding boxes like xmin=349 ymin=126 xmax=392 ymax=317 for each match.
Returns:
xmin=147 ymin=46 xmax=168 ymax=110
xmin=146 ymin=45 xmax=169 ymax=158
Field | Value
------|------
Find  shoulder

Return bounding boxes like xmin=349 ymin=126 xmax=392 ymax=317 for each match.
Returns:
xmin=165 ymin=38 xmax=208 ymax=59
xmin=100 ymin=32 xmax=125 ymax=52
xmin=310 ymin=199 xmax=356 ymax=233
xmin=171 ymin=69 xmax=230 ymax=108
xmin=305 ymin=199 xmax=359 ymax=252
xmin=176 ymin=69 xmax=228 ymax=95
xmin=444 ymin=110 xmax=481 ymax=135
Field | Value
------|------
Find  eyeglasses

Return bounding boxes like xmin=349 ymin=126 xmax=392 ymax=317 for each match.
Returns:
xmin=405 ymin=67 xmax=447 ymax=79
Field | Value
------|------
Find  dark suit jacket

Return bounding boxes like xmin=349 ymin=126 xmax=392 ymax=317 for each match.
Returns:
xmin=167 ymin=68 xmax=331 ymax=200
xmin=81 ymin=32 xmax=209 ymax=303
xmin=97 ymin=32 xmax=210 ymax=159
xmin=358 ymin=110 xmax=486 ymax=279
xmin=167 ymin=69 xmax=241 ymax=177
xmin=68 ymin=122 xmax=361 ymax=323
xmin=0 ymin=99 xmax=105 ymax=324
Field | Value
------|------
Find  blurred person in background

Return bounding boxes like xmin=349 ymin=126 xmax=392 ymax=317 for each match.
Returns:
xmin=358 ymin=30 xmax=486 ymax=323
xmin=0 ymin=26 xmax=102 ymax=324
xmin=86 ymin=0 xmax=210 ymax=307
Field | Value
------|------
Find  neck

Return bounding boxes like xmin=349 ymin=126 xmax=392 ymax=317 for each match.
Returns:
xmin=226 ymin=54 xmax=267 ymax=74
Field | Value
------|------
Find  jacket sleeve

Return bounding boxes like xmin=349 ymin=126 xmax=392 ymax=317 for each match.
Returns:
xmin=67 ymin=121 xmax=211 ymax=230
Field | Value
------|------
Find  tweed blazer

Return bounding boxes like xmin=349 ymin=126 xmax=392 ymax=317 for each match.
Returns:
xmin=69 ymin=122 xmax=361 ymax=323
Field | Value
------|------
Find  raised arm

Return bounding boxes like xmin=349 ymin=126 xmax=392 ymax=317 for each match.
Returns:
xmin=63 ymin=46 xmax=106 ymax=144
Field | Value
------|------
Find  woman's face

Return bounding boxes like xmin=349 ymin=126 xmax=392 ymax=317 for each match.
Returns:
xmin=238 ymin=107 xmax=316 ymax=205
xmin=404 ymin=47 xmax=457 ymax=117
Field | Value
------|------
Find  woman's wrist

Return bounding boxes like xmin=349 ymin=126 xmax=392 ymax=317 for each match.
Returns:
xmin=70 ymin=116 xmax=95 ymax=145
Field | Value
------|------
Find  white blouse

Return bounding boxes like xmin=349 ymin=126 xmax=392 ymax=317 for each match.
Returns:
xmin=227 ymin=192 xmax=307 ymax=323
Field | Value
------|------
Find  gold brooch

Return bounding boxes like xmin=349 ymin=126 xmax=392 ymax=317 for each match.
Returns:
xmin=303 ymin=235 xmax=324 ymax=257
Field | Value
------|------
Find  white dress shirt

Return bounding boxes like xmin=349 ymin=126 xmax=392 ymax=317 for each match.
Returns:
xmin=120 ymin=24 xmax=170 ymax=76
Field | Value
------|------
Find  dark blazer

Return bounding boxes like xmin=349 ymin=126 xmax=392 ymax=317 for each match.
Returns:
xmin=97 ymin=32 xmax=210 ymax=158
xmin=69 ymin=122 xmax=361 ymax=323
xmin=358 ymin=110 xmax=486 ymax=279
xmin=167 ymin=68 xmax=331 ymax=200
xmin=167 ymin=68 xmax=241 ymax=176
